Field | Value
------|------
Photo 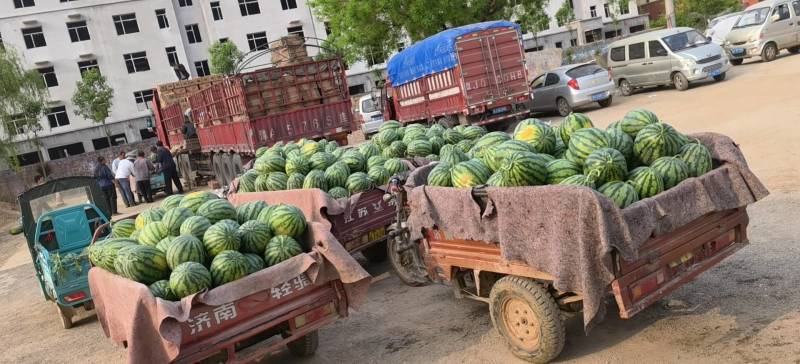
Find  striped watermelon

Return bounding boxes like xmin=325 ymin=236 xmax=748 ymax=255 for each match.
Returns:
xmin=513 ymin=119 xmax=556 ymax=154
xmin=627 ymin=166 xmax=664 ymax=199
xmin=379 ymin=120 xmax=401 ymax=132
xmin=427 ymin=162 xmax=453 ymax=187
xmin=483 ymin=140 xmax=533 ymax=172
xmin=309 ymin=152 xmax=336 ymax=171
xmin=255 ymin=146 xmax=270 ymax=158
xmin=149 ymin=280 xmax=177 ymax=301
xmin=88 ymin=238 xmax=137 ymax=273
xmin=607 ymin=120 xmax=623 ymax=132
xmin=286 ymin=172 xmax=306 ymax=190
xmin=156 ymin=236 xmax=177 ymax=253
xmin=302 ymin=170 xmax=328 ymax=190
xmin=264 ymin=235 xmax=304 ymax=267
xmin=558 ymin=174 xmax=596 ymax=188
xmin=633 ymin=123 xmax=685 ymax=165
xmin=546 ymin=159 xmax=582 ymax=184
xmin=254 ymin=154 xmax=286 ymax=175
xmin=383 ymin=158 xmax=409 ymax=175
xmin=135 ymin=208 xmax=163 ymax=230
xmin=678 ymin=143 xmax=712 ymax=177
xmin=606 ymin=128 xmax=635 ymax=162
xmin=455 ymin=139 xmax=475 ymax=154
xmin=236 ymin=200 xmax=268 ymax=224
xmin=328 ymin=187 xmax=350 ymax=199
xmin=283 ymin=143 xmax=300 ymax=158
xmin=462 ymin=125 xmax=487 ymax=139
xmin=203 ymin=220 xmax=241 ymax=257
xmin=130 ymin=230 xmax=141 ymax=241
xmin=197 ymin=199 xmax=237 ymax=224
xmin=451 ymin=159 xmax=492 ymax=188
xmin=552 ymin=132 xmax=567 ymax=159
xmin=138 ymin=221 xmax=168 ymax=247
xmin=426 ymin=124 xmax=445 ymax=138
xmin=559 ymin=113 xmax=594 ymax=144
xmin=111 ymin=219 xmax=135 ymax=238
xmin=367 ymin=155 xmax=388 ymax=171
xmin=239 ymin=220 xmax=272 ymax=255
xmin=179 ymin=191 xmax=218 ymax=214
xmin=341 ymin=150 xmax=367 ymax=173
xmin=358 ymin=143 xmax=380 ymax=160
xmin=285 ymin=155 xmax=311 ymax=176
xmin=324 ymin=162 xmax=350 ymax=188
xmin=539 ymin=154 xmax=555 ymax=163
xmin=406 ymin=139 xmax=433 ymax=157
xmin=346 ymin=172 xmax=374 ymax=194
xmin=255 ymin=174 xmax=269 ymax=192
xmin=300 ymin=141 xmax=321 ymax=159
xmin=243 ymin=253 xmax=266 ymax=274
xmin=210 ymin=250 xmax=250 ymax=287
xmin=620 ymin=109 xmax=658 ymax=138
xmin=425 ymin=154 xmax=439 ymax=161
xmin=470 ymin=132 xmax=510 ymax=159
xmin=160 ymin=194 xmax=184 ymax=211
xmin=114 ymin=245 xmax=169 ymax=285
xmin=442 ymin=128 xmax=465 ymax=144
xmin=237 ymin=170 xmax=259 ymax=192
xmin=180 ymin=216 xmax=211 ymax=240
xmin=218 ymin=219 xmax=240 ymax=231
xmin=598 ymin=181 xmax=640 ymax=208
xmin=165 ymin=235 xmax=207 ymax=269
xmin=402 ymin=127 xmax=427 ymax=145
xmin=169 ymin=262 xmax=212 ymax=298
xmin=495 ymin=152 xmax=549 ymax=186
xmin=381 ymin=141 xmax=406 ymax=158
xmin=566 ymin=128 xmax=610 ymax=165
xmin=368 ymin=166 xmax=390 ymax=186
xmin=428 ymin=136 xmax=445 ymax=154
xmin=265 ymin=172 xmax=289 ymax=191
xmin=265 ymin=204 xmax=307 ymax=239
xmin=583 ymin=148 xmax=628 ymax=185
xmin=373 ymin=128 xmax=399 ymax=148
xmin=161 ymin=207 xmax=192 ymax=236
xmin=650 ymin=156 xmax=690 ymax=189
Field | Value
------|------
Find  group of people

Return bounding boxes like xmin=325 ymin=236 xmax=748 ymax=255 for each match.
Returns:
xmin=93 ymin=141 xmax=184 ymax=215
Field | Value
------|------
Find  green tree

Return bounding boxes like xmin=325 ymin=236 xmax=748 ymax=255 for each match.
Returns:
xmin=555 ymin=1 xmax=575 ymax=27
xmin=72 ymin=68 xmax=114 ymax=149
xmin=209 ymin=41 xmax=243 ymax=75
xmin=0 ymin=48 xmax=49 ymax=175
xmin=676 ymin=0 xmax=741 ymax=29
xmin=309 ymin=0 xmax=550 ymax=64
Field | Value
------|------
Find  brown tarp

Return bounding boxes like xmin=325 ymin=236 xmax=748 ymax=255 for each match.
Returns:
xmin=404 ymin=132 xmax=768 ymax=330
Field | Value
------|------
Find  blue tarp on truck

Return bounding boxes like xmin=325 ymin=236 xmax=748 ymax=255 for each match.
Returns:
xmin=386 ymin=20 xmax=521 ymax=87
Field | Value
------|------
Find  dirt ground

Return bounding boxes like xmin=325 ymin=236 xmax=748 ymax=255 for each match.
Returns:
xmin=1 ymin=53 xmax=799 ymax=363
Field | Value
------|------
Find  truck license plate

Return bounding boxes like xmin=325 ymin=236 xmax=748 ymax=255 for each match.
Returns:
xmin=732 ymin=47 xmax=744 ymax=56
xmin=591 ymin=92 xmax=606 ymax=101
xmin=366 ymin=227 xmax=385 ymax=242
xmin=709 ymin=69 xmax=721 ymax=77
xmin=491 ymin=106 xmax=509 ymax=115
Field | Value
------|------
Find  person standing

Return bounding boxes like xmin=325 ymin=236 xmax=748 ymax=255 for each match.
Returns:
xmin=152 ymin=141 xmax=184 ymax=195
xmin=133 ymin=150 xmax=156 ymax=203
xmin=115 ymin=152 xmax=136 ymax=207
xmin=94 ymin=156 xmax=118 ymax=215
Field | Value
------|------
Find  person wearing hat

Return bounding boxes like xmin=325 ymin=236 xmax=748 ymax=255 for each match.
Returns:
xmin=115 ymin=151 xmax=137 ymax=207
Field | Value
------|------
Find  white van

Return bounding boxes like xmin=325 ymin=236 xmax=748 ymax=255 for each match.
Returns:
xmin=725 ymin=0 xmax=800 ymax=64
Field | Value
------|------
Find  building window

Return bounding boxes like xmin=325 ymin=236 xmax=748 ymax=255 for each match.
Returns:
xmin=348 ymin=84 xmax=365 ymax=96
xmin=555 ymin=41 xmax=563 ymax=49
xmin=140 ymin=128 xmax=157 ymax=139
xmin=524 ymin=45 xmax=543 ymax=53
xmin=287 ymin=25 xmax=304 ymax=40
xmin=195 ymin=60 xmax=210 ymax=76
xmin=165 ymin=46 xmax=179 ymax=66
xmin=324 ymin=22 xmax=332 ymax=36
xmin=14 ymin=0 xmax=35 ymax=8
xmin=38 ymin=67 xmax=58 ymax=87
xmin=66 ymin=21 xmax=90 ymax=42
xmin=92 ymin=134 xmax=127 ymax=150
xmin=47 ymin=106 xmax=70 ymax=128
xmin=211 ymin=2 xmax=223 ymax=20
xmin=48 ymin=142 xmax=85 ymax=160
xmin=123 ymin=51 xmax=150 ymax=73
xmin=604 ymin=3 xmax=611 ymax=18
xmin=133 ymin=89 xmax=154 ymax=111
xmin=605 ymin=29 xmax=621 ymax=39
xmin=620 ymin=3 xmax=630 ymax=15
xmin=4 ymin=116 xmax=26 ymax=136
xmin=156 ymin=9 xmax=169 ymax=29
xmin=78 ymin=59 xmax=98 ymax=75
xmin=185 ymin=24 xmax=202 ymax=44
xmin=246 ymin=31 xmax=268 ymax=50
xmin=219 ymin=37 xmax=228 ymax=43
xmin=570 ymin=38 xmax=577 ymax=47
xmin=113 ymin=13 xmax=139 ymax=35
xmin=22 ymin=27 xmax=46 ymax=49
xmin=178 ymin=0 xmax=192 ymax=6
xmin=397 ymin=42 xmax=405 ymax=52
xmin=590 ymin=5 xmax=597 ymax=17
xmin=280 ymin=0 xmax=297 ymax=10
xmin=629 ymin=24 xmax=645 ymax=33
xmin=238 ymin=0 xmax=260 ymax=16
xmin=15 ymin=151 xmax=41 ymax=167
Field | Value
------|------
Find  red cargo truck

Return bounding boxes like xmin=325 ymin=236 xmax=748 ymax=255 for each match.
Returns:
xmin=152 ymin=57 xmax=353 ymax=187
xmin=382 ymin=21 xmax=532 ymax=129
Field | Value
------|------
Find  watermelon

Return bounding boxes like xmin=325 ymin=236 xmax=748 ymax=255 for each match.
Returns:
xmin=324 ymin=162 xmax=350 ymax=188
xmin=402 ymin=127 xmax=427 ymax=145
xmin=367 ymin=155 xmax=388 ymax=171
xmin=428 ymin=136 xmax=445 ymax=154
xmin=451 ymin=159 xmax=492 ymax=188
xmin=546 ymin=159 xmax=582 ymax=185
xmin=218 ymin=219 xmax=240 ymax=231
xmin=138 ymin=221 xmax=168 ymax=247
xmin=283 ymin=143 xmax=300 ymax=158
xmin=326 ymin=143 xmax=339 ymax=154
xmin=264 ymin=235 xmax=304 ymax=266
xmin=149 ymin=280 xmax=177 ymax=301
xmin=442 ymin=129 xmax=465 ymax=144
xmin=406 ymin=139 xmax=433 ymax=157
xmin=427 ymin=162 xmax=453 ymax=187
xmin=606 ymin=128 xmax=635 ymax=162
xmin=650 ymin=156 xmax=690 ymax=189
xmin=254 ymin=154 xmax=286 ymax=175
xmin=381 ymin=141 xmax=406 ymax=158
xmin=302 ymin=170 xmax=328 ymax=190
xmin=379 ymin=120 xmax=401 ymax=132
xmin=358 ymin=143 xmax=380 ymax=160
xmin=470 ymin=132 xmax=510 ymax=159
xmin=425 ymin=154 xmax=440 ymax=161
xmin=566 ymin=128 xmax=609 ymax=165
xmin=455 ymin=139 xmax=475 ymax=154
xmin=484 ymin=141 xmax=533 ymax=172
xmin=620 ymin=109 xmax=658 ymax=137
xmin=328 ymin=186 xmax=350 ymax=199
xmin=114 ymin=245 xmax=169 ymax=285
xmin=558 ymin=174 xmax=596 ymax=188
xmin=111 ymin=219 xmax=135 ymax=238
xmin=237 ymin=170 xmax=259 ymax=192
xmin=598 ymin=181 xmax=639 ymax=208
xmin=341 ymin=150 xmax=367 ymax=173
xmin=156 ymin=236 xmax=177 ymax=253
xmin=309 ymin=152 xmax=336 ymax=171
xmin=265 ymin=172 xmax=289 ymax=191
xmin=462 ymin=125 xmax=487 ymax=140
xmin=285 ymin=155 xmax=311 ymax=176
xmin=210 ymin=250 xmax=250 ymax=287
xmin=255 ymin=146 xmax=270 ymax=158
xmin=197 ymin=199 xmax=237 ymax=224
xmin=678 ymin=143 xmax=712 ymax=177
xmin=88 ymin=238 xmax=137 ymax=273
xmin=583 ymin=148 xmax=628 ymax=185
xmin=130 ymin=230 xmax=141 ymax=241
xmin=203 ymin=220 xmax=241 ymax=257
xmin=487 ymin=171 xmax=513 ymax=187
xmin=368 ymin=166 xmax=390 ymax=186
xmin=239 ymin=220 xmax=272 ymax=255
xmin=607 ymin=120 xmax=623 ymax=132
xmin=179 ymin=191 xmax=218 ymax=214
xmin=180 ymin=215 xmax=211 ymax=240
xmin=160 ymin=194 xmax=184 ymax=211
xmin=496 ymin=152 xmax=549 ymax=186
xmin=346 ymin=172 xmax=374 ymax=194
xmin=169 ymin=262 xmax=212 ymax=298
xmin=633 ymin=123 xmax=685 ymax=165
xmin=161 ymin=207 xmax=192 ymax=236
xmin=135 ymin=208 xmax=163 ymax=230
xmin=383 ymin=158 xmax=409 ymax=175
xmin=166 ymin=235 xmax=207 ymax=270
xmin=300 ymin=141 xmax=320 ymax=159
xmin=243 ymin=253 xmax=266 ymax=274
xmin=255 ymin=174 xmax=269 ymax=192
xmin=373 ymin=128 xmax=399 ymax=148
xmin=513 ymin=119 xmax=556 ymax=154
xmin=539 ymin=154 xmax=555 ymax=163
xmin=559 ymin=113 xmax=594 ymax=144
xmin=627 ymin=166 xmax=664 ymax=199
xmin=427 ymin=124 xmax=445 ymax=137
xmin=286 ymin=172 xmax=306 ymax=190
xmin=552 ymin=132 xmax=567 ymax=158
xmin=265 ymin=204 xmax=307 ymax=239
xmin=439 ymin=145 xmax=468 ymax=165
xmin=236 ymin=200 xmax=268 ymax=224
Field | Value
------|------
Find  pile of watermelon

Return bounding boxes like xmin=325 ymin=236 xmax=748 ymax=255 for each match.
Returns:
xmin=88 ymin=191 xmax=311 ymax=301
xmin=425 ymin=109 xmax=712 ymax=209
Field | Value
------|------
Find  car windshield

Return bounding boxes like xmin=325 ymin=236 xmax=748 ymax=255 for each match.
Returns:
xmin=734 ymin=8 xmax=770 ymax=28
xmin=29 ymin=187 xmax=92 ymax=221
xmin=361 ymin=98 xmax=378 ymax=113
xmin=661 ymin=30 xmax=709 ymax=52
xmin=565 ymin=64 xmax=605 ymax=79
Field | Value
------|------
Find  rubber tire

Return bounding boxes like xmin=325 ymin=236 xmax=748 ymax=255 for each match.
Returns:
xmin=437 ymin=115 xmax=458 ymax=128
xmin=713 ymin=72 xmax=726 ymax=82
xmin=361 ymin=241 xmax=388 ymax=263
xmin=489 ymin=276 xmax=565 ymax=364
xmin=730 ymin=58 xmax=744 ymax=66
xmin=597 ymin=96 xmax=613 ymax=108
xmin=57 ymin=304 xmax=73 ymax=329
xmin=619 ymin=79 xmax=633 ymax=96
xmin=387 ymin=231 xmax=430 ymax=287
xmin=673 ymin=72 xmax=690 ymax=91
xmin=286 ymin=330 xmax=319 ymax=357
xmin=788 ymin=46 xmax=800 ymax=54
xmin=762 ymin=43 xmax=778 ymax=62
xmin=556 ymin=97 xmax=571 ymax=117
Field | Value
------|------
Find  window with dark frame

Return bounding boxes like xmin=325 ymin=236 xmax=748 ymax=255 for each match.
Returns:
xmin=185 ymin=24 xmax=202 ymax=43
xmin=324 ymin=22 xmax=331 ymax=36
xmin=123 ymin=51 xmax=150 ymax=73
xmin=178 ymin=0 xmax=192 ymax=6
xmin=48 ymin=142 xmax=85 ymax=160
xmin=22 ymin=27 xmax=46 ymax=49
xmin=113 ymin=13 xmax=139 ymax=35
xmin=590 ymin=5 xmax=597 ymax=17
xmin=280 ymin=0 xmax=297 ymax=10
xmin=47 ymin=106 xmax=70 ymax=128
xmin=239 ymin=0 xmax=260 ymax=16
xmin=16 ymin=151 xmax=41 ymax=167
xmin=287 ymin=25 xmax=304 ymax=40
xmin=165 ymin=46 xmax=179 ymax=66
xmin=629 ymin=42 xmax=645 ymax=59
xmin=4 ymin=116 xmax=26 ymax=137
xmin=246 ymin=31 xmax=268 ymax=50
xmin=610 ymin=46 xmax=625 ymax=61
xmin=211 ymin=2 xmax=223 ymax=20
xmin=38 ymin=67 xmax=58 ymax=87
xmin=620 ymin=3 xmax=630 ymax=14
xmin=156 ymin=9 xmax=169 ymax=29
xmin=194 ymin=60 xmax=210 ymax=76
xmin=604 ymin=3 xmax=611 ymax=18
xmin=14 ymin=0 xmax=35 ymax=8
xmin=648 ymin=40 xmax=668 ymax=57
xmin=78 ymin=59 xmax=98 ymax=75
xmin=67 ymin=21 xmax=90 ymax=42
xmin=133 ymin=89 xmax=154 ymax=111
xmin=219 ymin=38 xmax=228 ymax=43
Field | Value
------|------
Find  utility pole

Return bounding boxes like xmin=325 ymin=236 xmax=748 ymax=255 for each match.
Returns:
xmin=665 ymin=0 xmax=677 ymax=28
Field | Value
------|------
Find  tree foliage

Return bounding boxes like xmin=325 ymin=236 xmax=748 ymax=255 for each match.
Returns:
xmin=675 ymin=0 xmax=742 ymax=29
xmin=72 ymin=68 xmax=114 ymax=148
xmin=309 ymin=0 xmax=550 ymax=64
xmin=555 ymin=1 xmax=575 ymax=27
xmin=209 ymin=41 xmax=243 ymax=75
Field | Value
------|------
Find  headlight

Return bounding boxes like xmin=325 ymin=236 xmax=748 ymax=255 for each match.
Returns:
xmin=681 ymin=57 xmax=696 ymax=66
xmin=724 ymin=40 xmax=731 ymax=47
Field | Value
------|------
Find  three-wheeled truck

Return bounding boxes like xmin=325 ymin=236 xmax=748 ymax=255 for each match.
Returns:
xmin=14 ymin=177 xmax=111 ymax=328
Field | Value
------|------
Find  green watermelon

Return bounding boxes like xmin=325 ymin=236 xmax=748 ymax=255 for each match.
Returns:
xmin=546 ymin=159 xmax=581 ymax=184
xmin=328 ymin=187 xmax=350 ymax=199
xmin=627 ymin=166 xmax=664 ymax=199
xmin=155 ymin=236 xmax=177 ymax=253
xmin=210 ymin=250 xmax=250 ymax=287
xmin=428 ymin=136 xmax=445 ymax=154
xmin=169 ymin=262 xmax=212 ymax=298
xmin=237 ymin=170 xmax=258 ymax=192
xmin=149 ymin=280 xmax=177 ymax=301
xmin=346 ymin=172 xmax=374 ymax=194
xmin=379 ymin=120 xmax=401 ymax=132
xmin=367 ymin=155 xmax=388 ymax=171
xmin=88 ymin=238 xmax=137 ymax=273
xmin=238 ymin=220 xmax=272 ymax=255
xmin=496 ymin=152 xmax=549 ymax=186
xmin=383 ymin=158 xmax=409 ymax=175
xmin=357 ymin=143 xmax=380 ymax=160
xmin=255 ymin=174 xmax=269 ymax=192
xmin=160 ymin=207 xmax=192 ymax=236
xmin=180 ymin=215 xmax=211 ymax=240
xmin=583 ymin=148 xmax=628 ymax=185
xmin=559 ymin=113 xmax=594 ymax=144
xmin=160 ymin=194 xmax=184 ymax=211
xmin=566 ymin=128 xmax=610 ymax=165
xmin=451 ymin=159 xmax=492 ymax=188
xmin=620 ymin=109 xmax=658 ymax=137
xmin=439 ymin=145 xmax=468 ymax=165
xmin=130 ymin=230 xmax=141 ymax=241
xmin=373 ymin=128 xmax=399 ymax=148
xmin=283 ymin=143 xmax=300 ymax=158
xmin=513 ymin=119 xmax=556 ymax=154
xmin=406 ymin=139 xmax=433 ymax=157
xmin=218 ymin=219 xmax=240 ymax=231
xmin=484 ymin=140 xmax=533 ymax=172
xmin=255 ymin=146 xmax=270 ymax=158
xmin=203 ymin=220 xmax=241 ymax=257
xmin=425 ymin=154 xmax=440 ymax=161
xmin=598 ymin=181 xmax=639 ymax=208
xmin=462 ymin=125 xmax=487 ymax=140
xmin=455 ymin=139 xmax=475 ymax=154
xmin=197 ymin=199 xmax=237 ymax=224
xmin=606 ymin=128 xmax=635 ymax=162
xmin=243 ymin=253 xmax=266 ymax=274
xmin=633 ymin=123 xmax=685 ymax=165
xmin=178 ymin=191 xmax=218 ymax=214
xmin=381 ymin=141 xmax=406 ymax=158
xmin=265 ymin=172 xmax=289 ymax=191
xmin=254 ymin=154 xmax=286 ymax=175
xmin=300 ymin=141 xmax=321 ymax=159
xmin=285 ymin=155 xmax=311 ymax=176
xmin=264 ymin=235 xmax=304 ymax=266
xmin=166 ymin=235 xmax=207 ymax=270
xmin=402 ymin=127 xmax=427 ymax=145
xmin=138 ymin=221 xmax=168 ymax=247
xmin=324 ymin=162 xmax=350 ymax=188
xmin=442 ymin=128 xmax=465 ymax=144
xmin=286 ymin=172 xmax=306 ymax=190
xmin=470 ymin=132 xmax=510 ymax=159
xmin=678 ymin=143 xmax=712 ymax=177
xmin=426 ymin=124 xmax=445 ymax=137
xmin=111 ymin=219 xmax=136 ymax=238
xmin=368 ymin=166 xmax=390 ymax=186
xmin=427 ymin=162 xmax=453 ymax=187
xmin=650 ymin=156 xmax=690 ymax=189
xmin=487 ymin=171 xmax=513 ymax=187
xmin=265 ymin=204 xmax=307 ymax=239
xmin=235 ymin=200 xmax=268 ymax=224
xmin=302 ymin=170 xmax=328 ymax=190
xmin=135 ymin=208 xmax=164 ymax=230
xmin=558 ymin=174 xmax=596 ymax=188
xmin=114 ymin=245 xmax=169 ymax=285
xmin=309 ymin=152 xmax=336 ymax=171
xmin=341 ymin=150 xmax=367 ymax=173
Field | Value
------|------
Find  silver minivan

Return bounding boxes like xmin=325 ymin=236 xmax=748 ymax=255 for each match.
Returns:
xmin=607 ymin=27 xmax=731 ymax=95
xmin=724 ymin=0 xmax=800 ymax=64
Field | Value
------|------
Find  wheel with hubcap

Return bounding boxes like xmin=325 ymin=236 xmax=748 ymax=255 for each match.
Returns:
xmin=673 ymin=72 xmax=690 ymax=91
xmin=762 ymin=43 xmax=778 ymax=62
xmin=619 ymin=79 xmax=633 ymax=96
xmin=437 ymin=115 xmax=457 ymax=128
xmin=730 ymin=58 xmax=744 ymax=66
xmin=597 ymin=96 xmax=613 ymax=108
xmin=556 ymin=97 xmax=572 ymax=117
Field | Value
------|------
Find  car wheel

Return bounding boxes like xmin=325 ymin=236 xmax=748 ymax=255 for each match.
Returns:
xmin=437 ymin=115 xmax=457 ymax=128
xmin=597 ymin=96 xmax=613 ymax=108
xmin=713 ymin=72 xmax=726 ymax=82
xmin=619 ymin=79 xmax=633 ymax=96
xmin=556 ymin=98 xmax=571 ymax=117
xmin=730 ymin=58 xmax=744 ymax=66
xmin=762 ymin=43 xmax=778 ymax=62
xmin=673 ymin=72 xmax=690 ymax=91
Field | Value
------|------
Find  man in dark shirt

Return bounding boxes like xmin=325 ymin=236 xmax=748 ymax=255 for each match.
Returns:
xmin=152 ymin=141 xmax=184 ymax=195
xmin=94 ymin=156 xmax=118 ymax=215
xmin=182 ymin=118 xmax=197 ymax=138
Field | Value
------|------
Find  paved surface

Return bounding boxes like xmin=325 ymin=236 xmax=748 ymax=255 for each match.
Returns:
xmin=1 ymin=53 xmax=799 ymax=363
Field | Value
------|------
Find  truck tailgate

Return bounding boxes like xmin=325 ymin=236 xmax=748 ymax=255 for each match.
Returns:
xmin=456 ymin=27 xmax=528 ymax=106
xmin=611 ymin=208 xmax=749 ymax=318
xmin=328 ymin=188 xmax=396 ymax=252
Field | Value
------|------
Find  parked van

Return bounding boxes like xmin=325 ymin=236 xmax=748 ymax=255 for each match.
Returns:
xmin=724 ymin=0 xmax=800 ymax=65
xmin=607 ymin=27 xmax=731 ymax=95
xmin=355 ymin=94 xmax=384 ymax=135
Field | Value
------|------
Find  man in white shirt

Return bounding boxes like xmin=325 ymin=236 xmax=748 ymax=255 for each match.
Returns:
xmin=115 ymin=152 xmax=137 ymax=207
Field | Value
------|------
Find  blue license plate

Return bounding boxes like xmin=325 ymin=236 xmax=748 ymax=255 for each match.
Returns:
xmin=709 ymin=69 xmax=721 ymax=77
xmin=491 ymin=106 xmax=509 ymax=115
xmin=732 ymin=47 xmax=744 ymax=56
xmin=591 ymin=92 xmax=606 ymax=101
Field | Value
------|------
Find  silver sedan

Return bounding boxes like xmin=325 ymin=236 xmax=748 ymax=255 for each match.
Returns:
xmin=530 ymin=63 xmax=615 ymax=116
